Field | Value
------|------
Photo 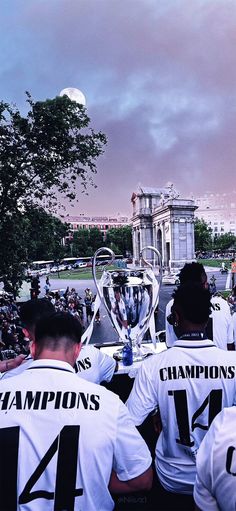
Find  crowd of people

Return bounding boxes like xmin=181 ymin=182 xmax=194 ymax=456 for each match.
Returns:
xmin=0 ymin=262 xmax=236 ymax=510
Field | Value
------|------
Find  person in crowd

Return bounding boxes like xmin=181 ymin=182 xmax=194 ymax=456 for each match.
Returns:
xmin=228 ymin=285 xmax=236 ymax=346
xmin=209 ymin=274 xmax=217 ymax=295
xmin=165 ymin=262 xmax=234 ymax=350
xmin=0 ymin=296 xmax=27 ymax=374
xmin=194 ymin=406 xmax=236 ymax=511
xmin=91 ymin=294 xmax=101 ymax=323
xmin=44 ymin=275 xmax=51 ymax=295
xmin=228 ymin=285 xmax=236 ymax=313
xmin=2 ymin=298 xmax=117 ymax=384
xmin=0 ymin=311 xmax=153 ymax=510
xmin=126 ymin=283 xmax=236 ymax=510
xmin=84 ymin=288 xmax=93 ymax=323
xmin=0 ymin=353 xmax=26 ymax=374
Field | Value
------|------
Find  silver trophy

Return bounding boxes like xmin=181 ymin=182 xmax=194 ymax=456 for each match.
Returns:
xmin=92 ymin=246 xmax=162 ymax=361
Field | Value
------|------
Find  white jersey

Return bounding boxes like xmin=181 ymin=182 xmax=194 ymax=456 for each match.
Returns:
xmin=74 ymin=344 xmax=116 ymax=383
xmin=0 ymin=359 xmax=151 ymax=511
xmin=1 ymin=345 xmax=116 ymax=384
xmin=194 ymin=407 xmax=236 ymax=511
xmin=126 ymin=339 xmax=236 ymax=494
xmin=165 ymin=296 xmax=234 ymax=350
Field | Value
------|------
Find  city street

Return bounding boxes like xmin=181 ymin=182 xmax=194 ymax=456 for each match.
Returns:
xmin=39 ymin=269 xmax=231 ymax=345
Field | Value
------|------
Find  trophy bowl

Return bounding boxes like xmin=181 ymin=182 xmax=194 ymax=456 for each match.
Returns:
xmin=92 ymin=247 xmax=162 ymax=362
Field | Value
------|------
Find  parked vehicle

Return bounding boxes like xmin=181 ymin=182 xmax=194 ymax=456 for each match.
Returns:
xmin=162 ymin=272 xmax=180 ymax=286
xmin=50 ymin=266 xmax=59 ymax=273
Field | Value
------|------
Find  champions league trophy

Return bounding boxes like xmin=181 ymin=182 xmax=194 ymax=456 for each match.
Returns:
xmin=92 ymin=246 xmax=162 ymax=363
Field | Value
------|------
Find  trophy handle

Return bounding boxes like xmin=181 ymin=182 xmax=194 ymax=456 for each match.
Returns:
xmin=92 ymin=247 xmax=115 ymax=300
xmin=140 ymin=245 xmax=162 ymax=275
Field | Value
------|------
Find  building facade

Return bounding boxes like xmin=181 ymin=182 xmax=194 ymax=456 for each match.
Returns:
xmin=66 ymin=214 xmax=131 ymax=239
xmin=194 ymin=191 xmax=236 ymax=237
xmin=131 ymin=185 xmax=197 ymax=270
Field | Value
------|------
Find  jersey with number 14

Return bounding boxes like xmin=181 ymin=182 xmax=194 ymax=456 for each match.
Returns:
xmin=0 ymin=359 xmax=151 ymax=511
xmin=126 ymin=339 xmax=236 ymax=494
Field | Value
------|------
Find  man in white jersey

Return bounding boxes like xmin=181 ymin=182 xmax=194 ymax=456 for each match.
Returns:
xmin=194 ymin=406 xmax=236 ymax=511
xmin=165 ymin=262 xmax=234 ymax=350
xmin=2 ymin=298 xmax=117 ymax=384
xmin=126 ymin=283 xmax=236 ymax=510
xmin=0 ymin=311 xmax=152 ymax=511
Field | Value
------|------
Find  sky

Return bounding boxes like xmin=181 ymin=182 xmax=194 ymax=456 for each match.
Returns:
xmin=1 ymin=0 xmax=236 ymax=217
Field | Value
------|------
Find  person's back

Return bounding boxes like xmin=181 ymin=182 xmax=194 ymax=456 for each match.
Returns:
xmin=194 ymin=407 xmax=236 ymax=511
xmin=165 ymin=263 xmax=234 ymax=350
xmin=2 ymin=298 xmax=117 ymax=384
xmin=127 ymin=283 xmax=236 ymax=497
xmin=0 ymin=363 xmax=147 ymax=510
xmin=0 ymin=312 xmax=152 ymax=511
xmin=127 ymin=339 xmax=236 ymax=494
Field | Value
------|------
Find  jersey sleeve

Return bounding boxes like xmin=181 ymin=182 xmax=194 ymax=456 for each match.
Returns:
xmin=97 ymin=350 xmax=116 ymax=383
xmin=126 ymin=358 xmax=158 ymax=426
xmin=227 ymin=312 xmax=234 ymax=345
xmin=194 ymin=412 xmax=223 ymax=511
xmin=113 ymin=400 xmax=152 ymax=481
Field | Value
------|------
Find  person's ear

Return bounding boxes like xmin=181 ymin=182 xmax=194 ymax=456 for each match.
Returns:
xmin=30 ymin=341 xmax=36 ymax=359
xmin=74 ymin=343 xmax=81 ymax=360
xmin=22 ymin=327 xmax=30 ymax=339
xmin=173 ymin=311 xmax=180 ymax=327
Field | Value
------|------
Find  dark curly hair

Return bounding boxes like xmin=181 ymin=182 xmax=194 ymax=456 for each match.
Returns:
xmin=179 ymin=262 xmax=207 ymax=286
xmin=172 ymin=282 xmax=211 ymax=325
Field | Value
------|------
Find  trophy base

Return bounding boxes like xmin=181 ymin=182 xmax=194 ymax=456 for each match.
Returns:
xmin=112 ymin=343 xmax=154 ymax=363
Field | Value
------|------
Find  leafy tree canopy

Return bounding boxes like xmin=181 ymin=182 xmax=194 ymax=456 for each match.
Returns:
xmin=106 ymin=226 xmax=132 ymax=256
xmin=213 ymin=232 xmax=236 ymax=251
xmin=194 ymin=218 xmax=212 ymax=252
xmin=0 ymin=207 xmax=68 ymax=297
xmin=0 ymin=92 xmax=107 ymax=216
xmin=72 ymin=227 xmax=103 ymax=257
xmin=0 ymin=92 xmax=107 ymax=294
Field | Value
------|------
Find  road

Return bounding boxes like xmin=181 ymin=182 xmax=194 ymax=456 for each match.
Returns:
xmin=39 ymin=269 xmax=230 ymax=345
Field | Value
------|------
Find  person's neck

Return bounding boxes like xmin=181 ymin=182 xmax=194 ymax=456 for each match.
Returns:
xmin=178 ymin=321 xmax=207 ymax=339
xmin=34 ymin=351 xmax=74 ymax=367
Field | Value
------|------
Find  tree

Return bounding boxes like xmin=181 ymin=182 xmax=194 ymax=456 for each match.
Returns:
xmin=72 ymin=227 xmax=103 ymax=257
xmin=194 ymin=218 xmax=212 ymax=252
xmin=72 ymin=229 xmax=91 ymax=257
xmin=0 ymin=207 xmax=68 ymax=297
xmin=106 ymin=226 xmax=132 ymax=256
xmin=89 ymin=227 xmax=104 ymax=253
xmin=0 ymin=93 xmax=106 ymax=216
xmin=0 ymin=212 xmax=27 ymax=298
xmin=0 ymin=93 xmax=106 ymax=292
xmin=213 ymin=232 xmax=236 ymax=252
xmin=23 ymin=207 xmax=68 ymax=262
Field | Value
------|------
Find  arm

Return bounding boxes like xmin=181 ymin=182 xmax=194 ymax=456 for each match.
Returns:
xmin=112 ymin=400 xmax=153 ymax=492
xmin=227 ymin=342 xmax=235 ymax=351
xmin=109 ymin=466 xmax=153 ymax=494
xmin=0 ymin=354 xmax=25 ymax=373
xmin=126 ymin=358 xmax=158 ymax=426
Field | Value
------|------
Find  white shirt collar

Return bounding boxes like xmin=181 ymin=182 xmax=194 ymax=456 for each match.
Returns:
xmin=29 ymin=359 xmax=75 ymax=373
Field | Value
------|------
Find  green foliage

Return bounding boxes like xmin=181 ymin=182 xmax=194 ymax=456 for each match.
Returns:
xmin=0 ymin=212 xmax=27 ymax=297
xmin=72 ymin=227 xmax=103 ymax=257
xmin=194 ymin=218 xmax=212 ymax=252
xmin=0 ymin=207 xmax=68 ymax=296
xmin=213 ymin=233 xmax=236 ymax=251
xmin=0 ymin=93 xmax=106 ymax=292
xmin=23 ymin=207 xmax=68 ymax=262
xmin=0 ymin=93 xmax=106 ymax=216
xmin=106 ymin=225 xmax=132 ymax=255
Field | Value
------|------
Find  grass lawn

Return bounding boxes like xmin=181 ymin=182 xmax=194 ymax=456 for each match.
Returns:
xmin=49 ymin=264 xmax=119 ymax=280
xmin=200 ymin=258 xmax=231 ymax=268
